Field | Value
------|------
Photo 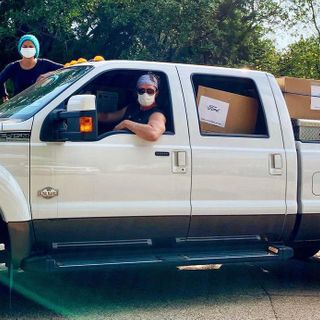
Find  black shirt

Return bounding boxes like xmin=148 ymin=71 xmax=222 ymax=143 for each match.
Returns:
xmin=123 ymin=102 xmax=165 ymax=125
xmin=0 ymin=58 xmax=63 ymax=97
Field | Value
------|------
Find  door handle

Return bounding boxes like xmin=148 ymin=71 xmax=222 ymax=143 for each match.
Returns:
xmin=269 ymin=154 xmax=282 ymax=175
xmin=172 ymin=151 xmax=187 ymax=174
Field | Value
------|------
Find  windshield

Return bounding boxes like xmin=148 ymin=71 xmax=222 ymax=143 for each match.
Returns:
xmin=0 ymin=66 xmax=93 ymax=121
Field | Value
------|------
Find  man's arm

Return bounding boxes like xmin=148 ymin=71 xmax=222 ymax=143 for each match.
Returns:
xmin=0 ymin=63 xmax=13 ymax=101
xmin=114 ymin=112 xmax=166 ymax=141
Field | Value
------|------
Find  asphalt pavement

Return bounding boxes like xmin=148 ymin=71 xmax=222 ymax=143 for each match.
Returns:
xmin=0 ymin=255 xmax=320 ymax=320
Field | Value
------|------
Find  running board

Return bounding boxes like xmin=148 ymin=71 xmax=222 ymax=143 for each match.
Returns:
xmin=22 ymin=245 xmax=294 ymax=273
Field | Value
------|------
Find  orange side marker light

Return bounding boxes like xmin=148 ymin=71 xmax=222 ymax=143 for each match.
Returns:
xmin=80 ymin=117 xmax=93 ymax=133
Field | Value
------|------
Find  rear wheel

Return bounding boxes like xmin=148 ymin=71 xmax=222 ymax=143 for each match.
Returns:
xmin=293 ymin=246 xmax=319 ymax=260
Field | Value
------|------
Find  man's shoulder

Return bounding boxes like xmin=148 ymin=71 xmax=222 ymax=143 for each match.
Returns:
xmin=6 ymin=61 xmax=20 ymax=70
xmin=38 ymin=58 xmax=63 ymax=71
xmin=38 ymin=58 xmax=60 ymax=66
xmin=37 ymin=58 xmax=52 ymax=65
xmin=1 ymin=61 xmax=20 ymax=76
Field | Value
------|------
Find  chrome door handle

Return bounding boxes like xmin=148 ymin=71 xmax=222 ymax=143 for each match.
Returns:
xmin=172 ymin=151 xmax=187 ymax=174
xmin=269 ymin=153 xmax=282 ymax=175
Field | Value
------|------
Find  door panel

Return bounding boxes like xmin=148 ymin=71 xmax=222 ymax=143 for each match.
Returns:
xmin=177 ymin=66 xmax=287 ymax=240
xmin=49 ymin=134 xmax=190 ymax=242
xmin=31 ymin=62 xmax=191 ymax=244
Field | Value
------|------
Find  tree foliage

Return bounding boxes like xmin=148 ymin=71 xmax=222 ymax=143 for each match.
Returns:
xmin=0 ymin=0 xmax=318 ymax=79
xmin=279 ymin=37 xmax=320 ymax=78
xmin=286 ymin=0 xmax=320 ymax=40
xmin=0 ymin=1 xmax=282 ymax=69
xmin=279 ymin=0 xmax=320 ymax=79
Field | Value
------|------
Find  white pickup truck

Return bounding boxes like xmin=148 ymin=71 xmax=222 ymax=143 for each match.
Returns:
xmin=0 ymin=60 xmax=319 ymax=274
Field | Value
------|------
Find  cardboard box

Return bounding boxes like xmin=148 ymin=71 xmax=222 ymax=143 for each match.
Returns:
xmin=196 ymin=86 xmax=258 ymax=134
xmin=277 ymin=77 xmax=320 ymax=97
xmin=284 ymin=93 xmax=320 ymax=120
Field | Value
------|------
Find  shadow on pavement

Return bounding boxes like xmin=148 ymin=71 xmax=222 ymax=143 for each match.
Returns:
xmin=0 ymin=257 xmax=319 ymax=319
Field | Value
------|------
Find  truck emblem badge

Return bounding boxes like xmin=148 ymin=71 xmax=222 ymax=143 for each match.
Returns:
xmin=38 ymin=187 xmax=59 ymax=199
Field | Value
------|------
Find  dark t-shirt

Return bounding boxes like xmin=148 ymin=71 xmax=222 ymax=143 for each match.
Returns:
xmin=123 ymin=102 xmax=165 ymax=125
xmin=0 ymin=58 xmax=63 ymax=97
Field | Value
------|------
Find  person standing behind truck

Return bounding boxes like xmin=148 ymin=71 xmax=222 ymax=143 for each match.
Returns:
xmin=0 ymin=34 xmax=63 ymax=102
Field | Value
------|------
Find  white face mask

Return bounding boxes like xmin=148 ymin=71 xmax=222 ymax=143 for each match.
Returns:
xmin=20 ymin=47 xmax=36 ymax=58
xmin=138 ymin=93 xmax=155 ymax=107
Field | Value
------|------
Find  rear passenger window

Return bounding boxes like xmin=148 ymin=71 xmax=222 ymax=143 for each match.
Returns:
xmin=192 ymin=74 xmax=268 ymax=137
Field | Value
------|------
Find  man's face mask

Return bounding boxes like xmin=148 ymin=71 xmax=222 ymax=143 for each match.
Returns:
xmin=20 ymin=47 xmax=36 ymax=58
xmin=137 ymin=87 xmax=156 ymax=107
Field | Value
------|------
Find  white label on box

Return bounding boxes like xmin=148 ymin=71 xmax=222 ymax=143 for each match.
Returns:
xmin=198 ymin=96 xmax=229 ymax=128
xmin=311 ymin=96 xmax=320 ymax=110
xmin=311 ymin=84 xmax=320 ymax=97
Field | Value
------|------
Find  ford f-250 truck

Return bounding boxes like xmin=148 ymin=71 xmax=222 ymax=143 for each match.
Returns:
xmin=0 ymin=60 xmax=319 ymax=275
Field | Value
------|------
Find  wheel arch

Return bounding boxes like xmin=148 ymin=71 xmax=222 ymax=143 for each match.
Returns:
xmin=0 ymin=167 xmax=32 ymax=267
xmin=0 ymin=166 xmax=31 ymax=223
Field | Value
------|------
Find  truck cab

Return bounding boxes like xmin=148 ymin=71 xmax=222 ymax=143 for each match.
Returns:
xmin=0 ymin=60 xmax=318 ymax=272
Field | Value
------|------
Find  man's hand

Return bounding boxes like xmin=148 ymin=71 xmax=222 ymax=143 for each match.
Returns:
xmin=36 ymin=71 xmax=54 ymax=82
xmin=114 ymin=120 xmax=130 ymax=131
xmin=2 ymin=96 xmax=9 ymax=103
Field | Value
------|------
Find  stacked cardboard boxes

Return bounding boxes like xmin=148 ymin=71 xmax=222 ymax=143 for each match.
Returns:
xmin=196 ymin=85 xmax=258 ymax=134
xmin=277 ymin=77 xmax=320 ymax=120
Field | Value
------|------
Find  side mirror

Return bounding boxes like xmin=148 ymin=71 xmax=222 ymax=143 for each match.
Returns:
xmin=67 ymin=94 xmax=96 ymax=112
xmin=40 ymin=95 xmax=98 ymax=142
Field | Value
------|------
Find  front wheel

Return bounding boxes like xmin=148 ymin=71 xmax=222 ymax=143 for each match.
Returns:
xmin=293 ymin=246 xmax=319 ymax=260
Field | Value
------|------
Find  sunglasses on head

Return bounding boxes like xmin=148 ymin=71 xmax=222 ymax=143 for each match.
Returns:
xmin=137 ymin=88 xmax=156 ymax=95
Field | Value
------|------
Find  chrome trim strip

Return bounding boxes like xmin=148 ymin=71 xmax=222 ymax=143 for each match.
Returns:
xmin=58 ymin=260 xmax=160 ymax=268
xmin=184 ymin=253 xmax=273 ymax=261
xmin=52 ymin=239 xmax=153 ymax=249
xmin=176 ymin=235 xmax=262 ymax=243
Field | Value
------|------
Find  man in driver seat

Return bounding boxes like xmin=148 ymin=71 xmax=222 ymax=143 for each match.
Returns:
xmin=99 ymin=73 xmax=166 ymax=142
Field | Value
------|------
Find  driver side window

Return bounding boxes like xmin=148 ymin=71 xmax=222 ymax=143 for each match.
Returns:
xmin=76 ymin=69 xmax=174 ymax=138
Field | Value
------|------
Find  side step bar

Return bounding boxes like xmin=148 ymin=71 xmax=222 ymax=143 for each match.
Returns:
xmin=22 ymin=245 xmax=294 ymax=273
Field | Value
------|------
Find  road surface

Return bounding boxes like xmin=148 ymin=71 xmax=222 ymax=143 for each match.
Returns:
xmin=0 ymin=255 xmax=319 ymax=320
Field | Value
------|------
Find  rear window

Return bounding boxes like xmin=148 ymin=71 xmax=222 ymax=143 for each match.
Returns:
xmin=192 ymin=74 xmax=268 ymax=137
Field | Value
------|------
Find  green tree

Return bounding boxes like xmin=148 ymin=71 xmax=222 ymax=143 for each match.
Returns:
xmin=279 ymin=37 xmax=320 ymax=78
xmin=0 ymin=0 xmax=98 ymax=65
xmin=0 ymin=0 xmax=285 ymax=73
xmin=287 ymin=0 xmax=320 ymax=41
xmin=80 ymin=0 xmax=285 ymax=67
xmin=277 ymin=1 xmax=320 ymax=79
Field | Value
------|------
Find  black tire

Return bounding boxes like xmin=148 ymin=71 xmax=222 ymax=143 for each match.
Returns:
xmin=293 ymin=246 xmax=319 ymax=259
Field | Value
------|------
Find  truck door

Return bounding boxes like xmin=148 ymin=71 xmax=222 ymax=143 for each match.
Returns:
xmin=31 ymin=62 xmax=191 ymax=247
xmin=177 ymin=66 xmax=287 ymax=242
